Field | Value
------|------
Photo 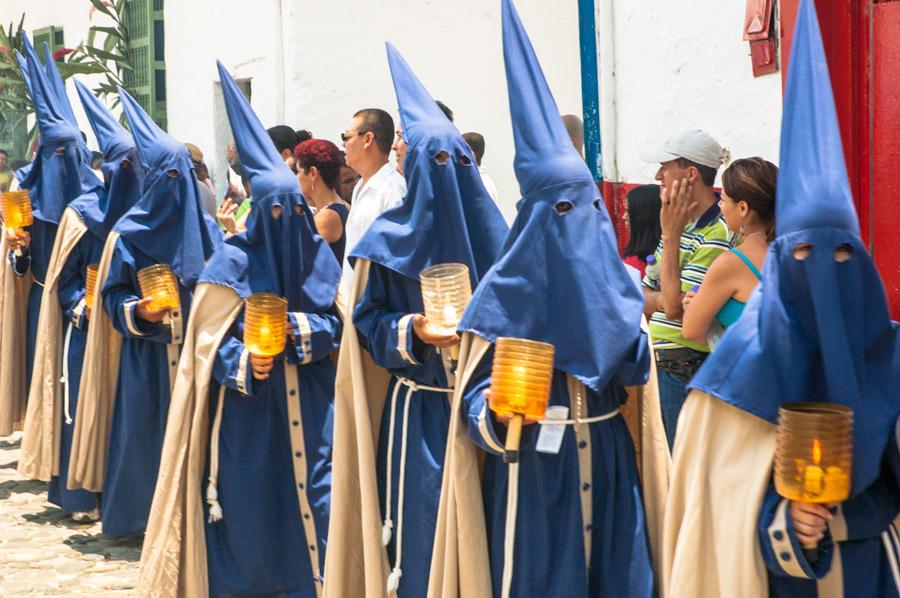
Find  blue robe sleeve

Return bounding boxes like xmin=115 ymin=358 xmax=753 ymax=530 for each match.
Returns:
xmin=212 ymin=327 xmax=255 ymax=397
xmin=831 ymin=468 xmax=900 ymax=542
xmin=287 ymin=309 xmax=342 ymax=365
xmin=613 ymin=329 xmax=651 ymax=388
xmin=57 ymin=241 xmax=88 ymax=330
xmin=102 ymin=241 xmax=172 ymax=343
xmin=758 ymin=485 xmax=834 ymax=580
xmin=353 ymin=264 xmax=428 ymax=370
xmin=459 ymin=345 xmax=541 ymax=456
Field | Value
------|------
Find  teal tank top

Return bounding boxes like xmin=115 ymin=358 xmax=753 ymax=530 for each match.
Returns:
xmin=714 ymin=248 xmax=763 ymax=327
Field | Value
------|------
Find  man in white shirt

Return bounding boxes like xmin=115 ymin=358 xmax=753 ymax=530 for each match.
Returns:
xmin=463 ymin=131 xmax=499 ymax=202
xmin=340 ymin=108 xmax=407 ymax=295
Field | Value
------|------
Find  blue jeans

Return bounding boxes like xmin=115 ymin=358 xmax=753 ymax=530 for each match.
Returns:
xmin=657 ymin=367 xmax=688 ymax=451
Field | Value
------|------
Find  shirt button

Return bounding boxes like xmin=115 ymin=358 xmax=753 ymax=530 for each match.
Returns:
xmin=585 ymin=524 xmax=592 ymax=532
xmin=773 ymin=530 xmax=784 ymax=541
xmin=295 ymin=451 xmax=302 ymax=458
xmin=780 ymin=551 xmax=791 ymax=561
xmin=170 ymin=360 xmax=177 ymax=366
xmin=292 ymin=420 xmax=300 ymax=426
xmin=578 ymin=440 xmax=587 ymax=449
xmin=309 ymin=544 xmax=316 ymax=551
xmin=289 ymin=389 xmax=296 ymax=396
xmin=303 ymin=513 xmax=310 ymax=520
xmin=298 ymin=482 xmax=305 ymax=489
xmin=582 ymin=482 xmax=590 ymax=491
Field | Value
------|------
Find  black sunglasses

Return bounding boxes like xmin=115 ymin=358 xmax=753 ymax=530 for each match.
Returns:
xmin=340 ymin=131 xmax=364 ymax=143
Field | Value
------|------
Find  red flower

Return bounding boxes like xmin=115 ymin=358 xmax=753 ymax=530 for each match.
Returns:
xmin=52 ymin=47 xmax=74 ymax=60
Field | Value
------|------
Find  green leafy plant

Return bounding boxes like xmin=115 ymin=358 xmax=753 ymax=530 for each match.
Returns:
xmin=0 ymin=15 xmax=36 ymax=160
xmin=70 ymin=0 xmax=137 ymax=114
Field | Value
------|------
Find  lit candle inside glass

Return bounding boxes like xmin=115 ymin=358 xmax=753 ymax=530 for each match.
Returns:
xmin=137 ymin=264 xmax=181 ymax=312
xmin=1 ymin=190 xmax=34 ymax=257
xmin=420 ymin=263 xmax=472 ymax=360
xmin=488 ymin=337 xmax=555 ymax=463
xmin=244 ymin=292 xmax=287 ymax=357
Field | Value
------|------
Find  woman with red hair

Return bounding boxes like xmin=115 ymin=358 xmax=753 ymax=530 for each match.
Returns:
xmin=295 ymin=138 xmax=350 ymax=263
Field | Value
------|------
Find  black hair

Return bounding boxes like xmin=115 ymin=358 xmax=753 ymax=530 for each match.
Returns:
xmin=624 ymin=184 xmax=662 ymax=259
xmin=462 ymin=132 xmax=485 ymax=166
xmin=267 ymin=125 xmax=300 ymax=155
xmin=0 ymin=149 xmax=8 ymax=157
xmin=675 ymin=158 xmax=718 ymax=187
xmin=353 ymin=108 xmax=394 ymax=156
xmin=436 ymin=100 xmax=454 ymax=122
xmin=296 ymin=129 xmax=313 ymax=143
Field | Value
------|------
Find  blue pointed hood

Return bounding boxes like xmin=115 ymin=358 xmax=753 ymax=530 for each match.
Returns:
xmin=69 ymin=80 xmax=143 ymax=240
xmin=350 ymin=43 xmax=508 ymax=287
xmin=199 ymin=61 xmax=339 ymax=312
xmin=459 ymin=0 xmax=647 ymax=393
xmin=689 ymin=0 xmax=899 ymax=496
xmin=41 ymin=42 xmax=83 ymax=140
xmin=17 ymin=38 xmax=100 ymax=224
xmin=115 ymin=86 xmax=220 ymax=287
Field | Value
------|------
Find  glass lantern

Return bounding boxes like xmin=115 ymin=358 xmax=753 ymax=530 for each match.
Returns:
xmin=137 ymin=264 xmax=181 ymax=312
xmin=420 ymin=263 xmax=472 ymax=360
xmin=243 ymin=292 xmax=288 ymax=357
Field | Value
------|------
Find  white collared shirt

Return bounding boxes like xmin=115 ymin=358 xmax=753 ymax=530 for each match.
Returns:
xmin=478 ymin=166 xmax=499 ymax=203
xmin=340 ymin=161 xmax=407 ymax=294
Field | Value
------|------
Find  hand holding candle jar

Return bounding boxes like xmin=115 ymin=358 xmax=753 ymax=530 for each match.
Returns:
xmin=0 ymin=190 xmax=33 ymax=257
xmin=243 ymin=292 xmax=288 ymax=357
xmin=419 ymin=263 xmax=472 ymax=360
xmin=137 ymin=264 xmax=181 ymax=317
xmin=774 ymin=402 xmax=853 ymax=559
xmin=488 ymin=337 xmax=555 ymax=463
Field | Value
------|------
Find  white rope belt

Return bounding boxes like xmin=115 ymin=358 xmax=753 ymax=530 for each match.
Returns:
xmin=61 ymin=321 xmax=74 ymax=425
xmin=383 ymin=376 xmax=453 ymax=594
xmin=536 ymin=407 xmax=620 ymax=426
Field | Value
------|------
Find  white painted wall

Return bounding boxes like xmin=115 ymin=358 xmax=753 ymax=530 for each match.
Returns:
xmin=4 ymin=0 xmax=783 ymax=215
xmin=602 ymin=0 xmax=784 ymax=186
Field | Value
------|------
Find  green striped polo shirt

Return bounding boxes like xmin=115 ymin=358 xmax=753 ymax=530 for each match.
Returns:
xmin=642 ymin=202 xmax=734 ymax=352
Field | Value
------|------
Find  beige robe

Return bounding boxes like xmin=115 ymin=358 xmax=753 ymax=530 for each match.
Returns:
xmin=428 ymin=325 xmax=669 ymax=598
xmin=323 ymin=258 xmax=394 ymax=598
xmin=66 ymin=231 xmax=122 ymax=491
xmin=137 ymin=282 xmax=243 ymax=598
xmin=0 ymin=225 xmax=34 ymax=436
xmin=661 ymin=390 xmax=847 ymax=598
xmin=18 ymin=208 xmax=87 ymax=480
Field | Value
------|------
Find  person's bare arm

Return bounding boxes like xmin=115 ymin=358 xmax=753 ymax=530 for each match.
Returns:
xmin=642 ymin=286 xmax=661 ymax=321
xmin=682 ymin=253 xmax=738 ymax=344
xmin=313 ymin=207 xmax=344 ymax=244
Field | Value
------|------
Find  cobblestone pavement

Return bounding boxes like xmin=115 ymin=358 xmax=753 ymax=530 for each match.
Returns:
xmin=0 ymin=433 xmax=142 ymax=596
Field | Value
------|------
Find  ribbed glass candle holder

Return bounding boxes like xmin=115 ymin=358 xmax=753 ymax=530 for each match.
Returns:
xmin=775 ymin=402 xmax=853 ymax=504
xmin=489 ymin=337 xmax=556 ymax=420
xmin=0 ymin=190 xmax=33 ymax=231
xmin=420 ymin=263 xmax=472 ymax=336
xmin=244 ymin=292 xmax=288 ymax=357
xmin=137 ymin=264 xmax=181 ymax=312
xmin=85 ymin=263 xmax=100 ymax=308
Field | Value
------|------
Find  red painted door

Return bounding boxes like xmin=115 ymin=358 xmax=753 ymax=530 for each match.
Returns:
xmin=782 ymin=0 xmax=900 ymax=318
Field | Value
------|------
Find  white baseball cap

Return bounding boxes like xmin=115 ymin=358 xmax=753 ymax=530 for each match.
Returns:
xmin=640 ymin=129 xmax=729 ymax=169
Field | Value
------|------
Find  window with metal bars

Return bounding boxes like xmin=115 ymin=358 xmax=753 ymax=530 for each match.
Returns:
xmin=123 ymin=0 xmax=167 ymax=129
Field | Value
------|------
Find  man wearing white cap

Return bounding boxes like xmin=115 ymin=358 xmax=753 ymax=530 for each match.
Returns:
xmin=639 ymin=129 xmax=733 ymax=449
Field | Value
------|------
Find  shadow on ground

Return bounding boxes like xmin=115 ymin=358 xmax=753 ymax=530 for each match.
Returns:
xmin=22 ymin=506 xmax=98 ymax=530
xmin=0 ymin=438 xmax=22 ymax=450
xmin=0 ymin=478 xmax=46 ymax=500
xmin=65 ymin=532 xmax=143 ymax=563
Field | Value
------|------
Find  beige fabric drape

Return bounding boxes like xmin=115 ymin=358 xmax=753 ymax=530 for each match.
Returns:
xmin=0 ymin=230 xmax=34 ymax=435
xmin=19 ymin=208 xmax=87 ymax=480
xmin=661 ymin=390 xmax=775 ymax=598
xmin=67 ymin=231 xmax=122 ymax=492
xmin=323 ymin=258 xmax=394 ymax=598
xmin=428 ymin=328 xmax=668 ymax=597
xmin=138 ymin=282 xmax=243 ymax=598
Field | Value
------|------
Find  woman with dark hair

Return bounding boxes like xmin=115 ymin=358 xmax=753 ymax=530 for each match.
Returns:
xmin=295 ymin=138 xmax=350 ymax=263
xmin=682 ymin=157 xmax=777 ymax=346
xmin=623 ymin=184 xmax=662 ymax=278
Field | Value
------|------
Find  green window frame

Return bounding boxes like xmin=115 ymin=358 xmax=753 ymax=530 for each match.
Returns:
xmin=32 ymin=25 xmax=65 ymax=57
xmin=123 ymin=0 xmax=167 ymax=129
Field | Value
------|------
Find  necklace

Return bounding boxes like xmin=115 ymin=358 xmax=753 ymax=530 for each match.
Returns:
xmin=741 ymin=231 xmax=764 ymax=242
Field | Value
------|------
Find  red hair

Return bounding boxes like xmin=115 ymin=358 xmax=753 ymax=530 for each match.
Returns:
xmin=294 ymin=139 xmax=343 ymax=190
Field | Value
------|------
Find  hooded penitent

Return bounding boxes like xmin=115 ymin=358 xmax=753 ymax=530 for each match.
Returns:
xmin=458 ymin=0 xmax=644 ymax=393
xmin=0 ymin=37 xmax=102 ymax=438
xmin=115 ymin=86 xmax=219 ymax=287
xmin=426 ymin=2 xmax=663 ymax=597
xmin=688 ymin=0 xmax=899 ymax=498
xmin=71 ymin=79 xmax=144 ymax=242
xmin=662 ymin=2 xmax=900 ymax=596
xmin=138 ymin=61 xmax=341 ymax=598
xmin=324 ymin=43 xmax=508 ymax=598
xmin=18 ymin=80 xmax=138 ymax=514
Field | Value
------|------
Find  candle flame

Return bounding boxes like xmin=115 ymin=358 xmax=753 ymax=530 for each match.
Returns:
xmin=259 ymin=326 xmax=271 ymax=337
xmin=812 ymin=437 xmax=822 ymax=465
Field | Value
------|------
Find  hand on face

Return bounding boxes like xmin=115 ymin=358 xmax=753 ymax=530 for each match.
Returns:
xmin=659 ymin=177 xmax=697 ymax=239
